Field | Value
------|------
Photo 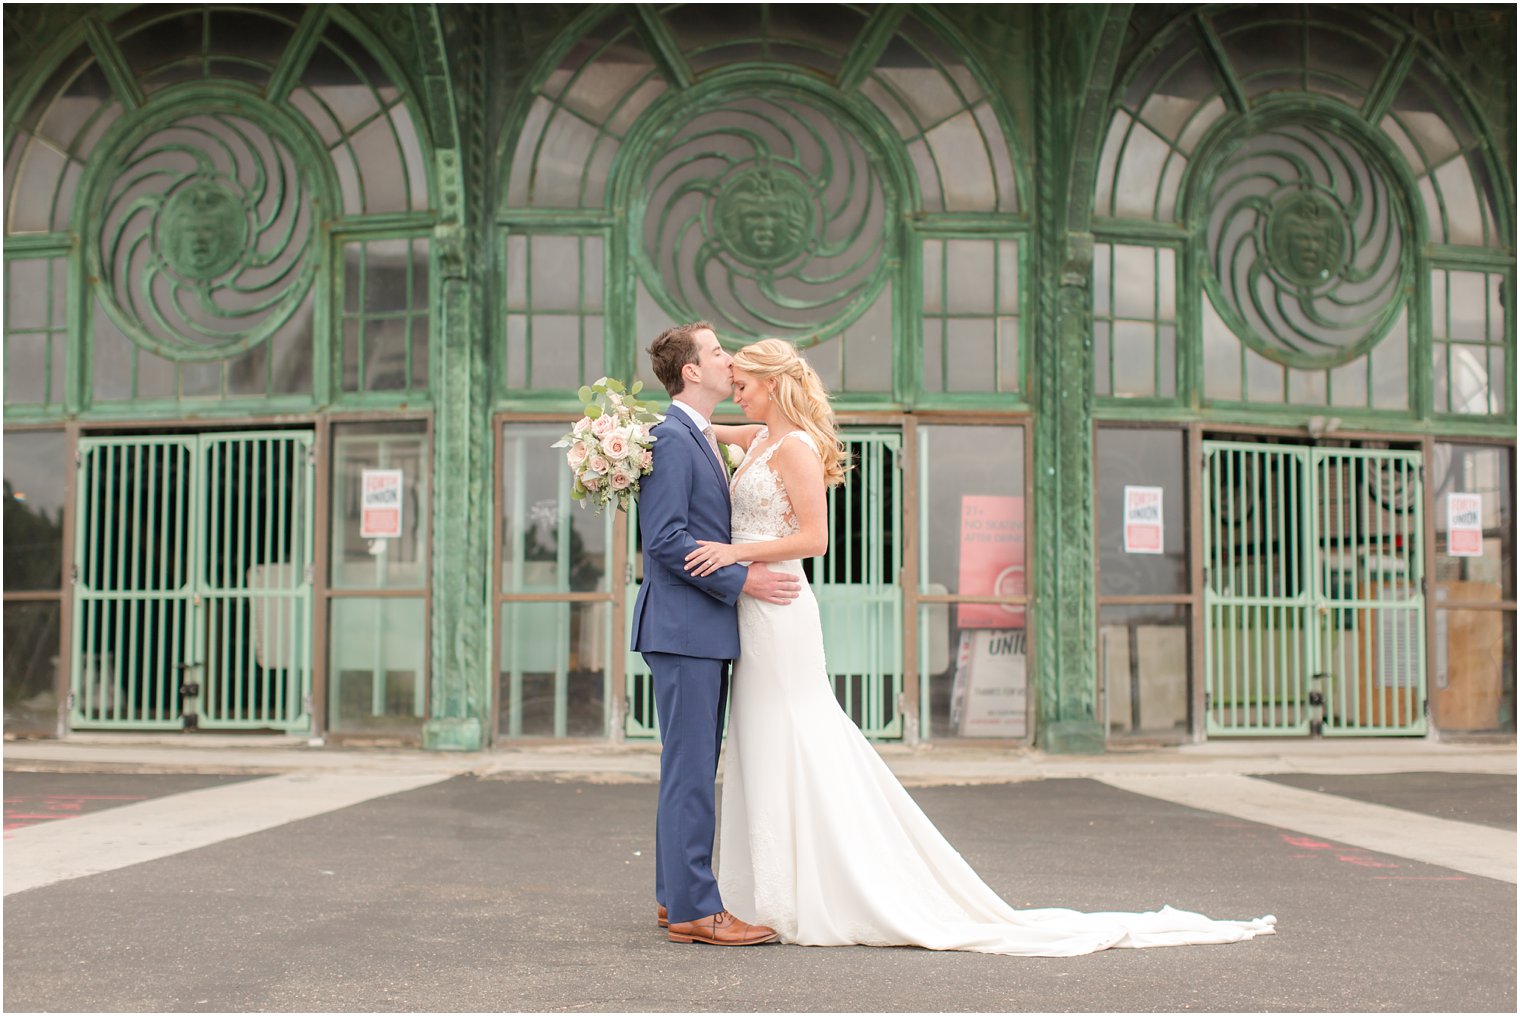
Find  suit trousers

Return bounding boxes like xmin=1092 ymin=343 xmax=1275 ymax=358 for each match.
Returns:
xmin=644 ymin=650 xmax=729 ymax=925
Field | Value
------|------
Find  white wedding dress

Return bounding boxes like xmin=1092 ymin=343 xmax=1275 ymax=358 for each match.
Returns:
xmin=717 ymin=428 xmax=1276 ymax=956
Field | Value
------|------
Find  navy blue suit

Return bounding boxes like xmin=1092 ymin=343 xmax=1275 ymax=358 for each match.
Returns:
xmin=631 ymin=406 xmax=747 ymax=924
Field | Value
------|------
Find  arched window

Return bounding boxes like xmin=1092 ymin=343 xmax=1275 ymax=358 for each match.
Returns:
xmin=1092 ymin=5 xmax=1512 ymax=417
xmin=3 ymin=5 xmax=438 ymax=412
xmin=498 ymin=4 xmax=1027 ymax=405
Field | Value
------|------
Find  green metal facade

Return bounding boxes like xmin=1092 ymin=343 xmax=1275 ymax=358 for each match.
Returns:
xmin=3 ymin=4 xmax=1514 ymax=750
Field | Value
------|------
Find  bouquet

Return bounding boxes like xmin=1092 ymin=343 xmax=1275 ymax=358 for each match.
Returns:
xmin=553 ymin=377 xmax=663 ymax=514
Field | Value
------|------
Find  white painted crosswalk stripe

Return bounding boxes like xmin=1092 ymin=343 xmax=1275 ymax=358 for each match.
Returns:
xmin=4 ymin=771 xmax=452 ymax=896
xmin=1097 ymin=773 xmax=1516 ymax=884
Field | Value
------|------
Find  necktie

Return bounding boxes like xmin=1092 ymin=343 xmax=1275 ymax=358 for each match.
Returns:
xmin=702 ymin=425 xmax=728 ymax=476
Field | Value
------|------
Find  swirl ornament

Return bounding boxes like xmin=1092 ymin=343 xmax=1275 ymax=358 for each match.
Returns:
xmin=90 ymin=106 xmax=320 ymax=361
xmin=636 ymin=88 xmax=894 ymax=342
xmin=1201 ymin=120 xmax=1409 ymax=369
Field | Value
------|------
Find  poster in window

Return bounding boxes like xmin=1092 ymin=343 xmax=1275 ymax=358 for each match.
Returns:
xmin=1447 ymin=493 xmax=1483 ymax=557
xmin=950 ymin=629 xmax=1027 ymax=737
xmin=1123 ymin=485 xmax=1164 ymax=554
xmin=361 ymin=469 xmax=404 ymax=539
xmin=957 ymin=495 xmax=1024 ymax=628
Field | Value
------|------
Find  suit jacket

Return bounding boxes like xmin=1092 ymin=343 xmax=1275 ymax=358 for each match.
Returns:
xmin=630 ymin=407 xmax=747 ymax=659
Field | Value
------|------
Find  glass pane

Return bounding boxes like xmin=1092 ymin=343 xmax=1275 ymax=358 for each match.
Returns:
xmin=4 ymin=333 xmax=51 ymax=406
xmin=529 ymin=235 xmax=583 ymax=312
xmin=329 ymin=422 xmax=430 ymax=589
xmin=328 ymin=597 xmax=425 ymax=735
xmin=1101 ymin=604 xmax=1190 ymax=738
xmin=4 ymin=430 xmax=69 ymax=590
xmin=925 ymin=112 xmax=997 ymax=213
xmin=499 ymin=601 xmax=610 ymax=738
xmin=945 ymin=240 xmax=994 ymax=314
xmin=918 ymin=439 xmax=1019 ymax=732
xmin=3 ymin=599 xmax=62 ymax=734
xmin=840 ymin=285 xmax=893 ymax=393
xmin=1432 ymin=444 xmax=1514 ymax=601
xmin=7 ymin=259 xmax=50 ymax=329
xmin=919 ymin=424 xmax=1025 ymax=597
xmin=1097 ymin=430 xmax=1187 ymax=596
xmin=530 ymin=314 xmax=583 ymax=390
xmin=1112 ymin=321 xmax=1157 ymax=398
xmin=500 ymin=423 xmax=612 ymax=593
xmin=1112 ymin=246 xmax=1156 ymax=319
xmin=944 ymin=318 xmax=995 ymax=392
xmin=1433 ymin=609 xmax=1515 ymax=733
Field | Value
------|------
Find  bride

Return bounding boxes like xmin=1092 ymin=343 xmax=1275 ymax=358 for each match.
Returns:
xmin=683 ymin=338 xmax=1276 ymax=957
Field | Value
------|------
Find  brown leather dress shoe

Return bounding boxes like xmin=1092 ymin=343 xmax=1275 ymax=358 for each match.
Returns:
xmin=666 ymin=910 xmax=780 ymax=946
xmin=657 ymin=904 xmax=668 ymax=928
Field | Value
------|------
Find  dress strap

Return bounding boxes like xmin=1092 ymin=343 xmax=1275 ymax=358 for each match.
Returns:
xmin=782 ymin=429 xmax=820 ymax=453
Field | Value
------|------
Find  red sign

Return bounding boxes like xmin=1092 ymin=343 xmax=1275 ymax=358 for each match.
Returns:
xmin=957 ymin=495 xmax=1025 ymax=628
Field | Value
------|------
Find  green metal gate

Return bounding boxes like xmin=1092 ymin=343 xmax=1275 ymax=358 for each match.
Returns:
xmin=1203 ymin=442 xmax=1426 ymax=736
xmin=625 ymin=429 xmax=903 ymax=740
xmin=72 ymin=432 xmax=315 ymax=731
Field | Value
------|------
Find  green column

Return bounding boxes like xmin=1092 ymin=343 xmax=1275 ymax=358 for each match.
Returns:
xmin=1037 ymin=235 xmax=1103 ymax=753
xmin=1031 ymin=4 xmax=1130 ymax=754
xmin=418 ymin=6 xmax=489 ymax=751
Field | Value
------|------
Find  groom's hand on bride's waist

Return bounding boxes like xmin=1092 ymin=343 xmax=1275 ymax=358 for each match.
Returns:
xmin=742 ymin=563 xmax=801 ymax=605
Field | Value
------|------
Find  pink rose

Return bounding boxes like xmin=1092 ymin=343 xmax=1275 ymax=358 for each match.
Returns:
xmin=640 ymin=449 xmax=654 ymax=471
xmin=566 ymin=441 xmax=589 ymax=469
xmin=583 ymin=474 xmax=600 ymax=491
xmin=588 ymin=454 xmax=610 ymax=475
xmin=573 ymin=416 xmax=592 ymax=435
xmin=609 ymin=469 xmax=633 ymax=491
xmin=591 ymin=415 xmax=616 ymax=437
xmin=602 ymin=432 xmax=632 ymax=460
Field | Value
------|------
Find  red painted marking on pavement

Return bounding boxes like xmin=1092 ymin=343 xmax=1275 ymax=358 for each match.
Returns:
xmin=1282 ymin=834 xmax=1335 ymax=850
xmin=42 ymin=794 xmax=145 ymax=801
xmin=1337 ymin=854 xmax=1398 ymax=868
xmin=4 ymin=793 xmax=149 ymax=831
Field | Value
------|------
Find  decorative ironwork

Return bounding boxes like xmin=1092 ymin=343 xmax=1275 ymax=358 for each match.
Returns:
xmin=89 ymin=106 xmax=320 ymax=362
xmin=1202 ymin=120 xmax=1409 ymax=370
xmin=636 ymin=87 xmax=893 ymax=341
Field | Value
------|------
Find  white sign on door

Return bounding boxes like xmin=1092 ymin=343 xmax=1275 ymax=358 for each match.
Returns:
xmin=360 ymin=469 xmax=404 ymax=539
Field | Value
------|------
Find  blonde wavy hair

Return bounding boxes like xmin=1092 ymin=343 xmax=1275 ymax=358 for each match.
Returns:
xmin=732 ymin=339 xmax=850 ymax=488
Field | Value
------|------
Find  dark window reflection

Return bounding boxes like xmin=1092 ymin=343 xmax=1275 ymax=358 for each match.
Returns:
xmin=3 ymin=431 xmax=68 ymax=591
xmin=3 ymin=600 xmax=61 ymax=734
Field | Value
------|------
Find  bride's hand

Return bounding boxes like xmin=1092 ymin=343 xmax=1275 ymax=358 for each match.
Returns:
xmin=685 ymin=540 xmax=741 ymax=577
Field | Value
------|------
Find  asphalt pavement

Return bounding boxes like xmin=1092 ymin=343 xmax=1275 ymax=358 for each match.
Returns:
xmin=2 ymin=739 xmax=1515 ymax=1013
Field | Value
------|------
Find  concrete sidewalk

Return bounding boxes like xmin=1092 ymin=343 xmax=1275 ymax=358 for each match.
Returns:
xmin=4 ymin=732 xmax=1515 ymax=783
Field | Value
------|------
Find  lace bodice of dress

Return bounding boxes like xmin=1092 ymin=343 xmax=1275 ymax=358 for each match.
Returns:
xmin=729 ymin=428 xmax=818 ymax=540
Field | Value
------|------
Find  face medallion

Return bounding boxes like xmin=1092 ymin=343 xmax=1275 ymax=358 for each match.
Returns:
xmin=714 ymin=168 xmax=815 ymax=268
xmin=159 ymin=180 xmax=248 ymax=281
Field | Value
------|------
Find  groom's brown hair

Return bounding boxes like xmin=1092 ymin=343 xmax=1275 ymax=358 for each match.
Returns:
xmin=648 ymin=321 xmax=715 ymax=397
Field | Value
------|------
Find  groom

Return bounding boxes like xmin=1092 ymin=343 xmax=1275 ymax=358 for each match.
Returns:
xmin=631 ymin=321 xmax=799 ymax=946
